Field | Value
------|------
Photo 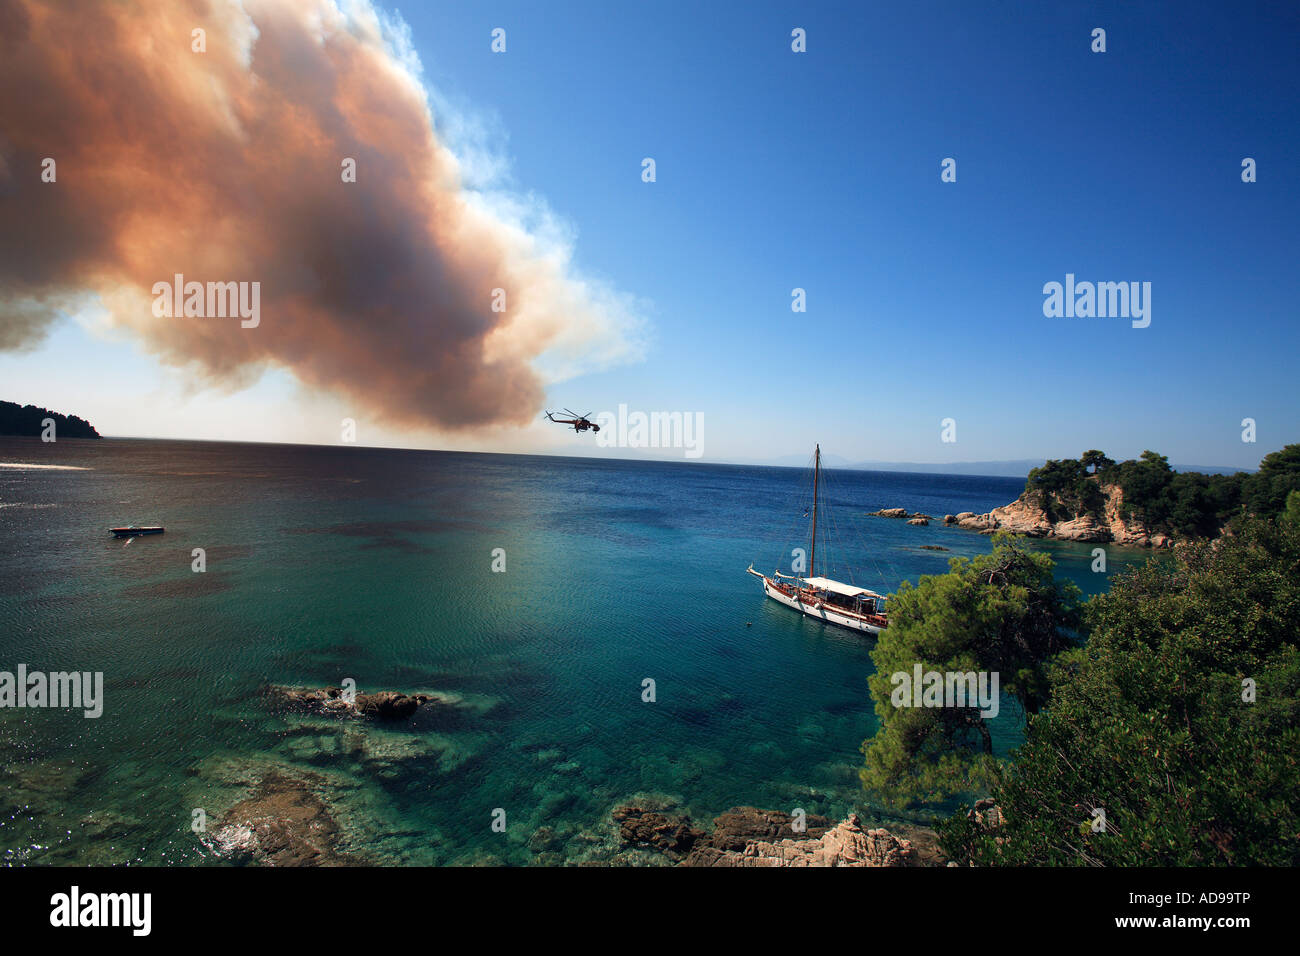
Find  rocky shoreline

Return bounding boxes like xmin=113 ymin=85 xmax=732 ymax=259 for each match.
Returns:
xmin=186 ymin=684 xmax=951 ymax=867
xmin=871 ymin=486 xmax=1175 ymax=548
xmin=195 ymin=748 xmax=945 ymax=866
xmin=610 ymin=801 xmax=945 ymax=867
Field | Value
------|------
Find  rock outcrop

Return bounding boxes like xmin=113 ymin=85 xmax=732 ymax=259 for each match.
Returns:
xmin=970 ymin=797 xmax=1005 ymax=831
xmin=870 ymin=509 xmax=934 ymax=525
xmin=270 ymin=685 xmax=435 ymax=721
xmin=706 ymin=806 xmax=832 ymax=850
xmin=611 ymin=802 xmax=930 ymax=867
xmin=684 ymin=813 xmax=919 ymax=867
xmin=942 ymin=485 xmax=1174 ymax=547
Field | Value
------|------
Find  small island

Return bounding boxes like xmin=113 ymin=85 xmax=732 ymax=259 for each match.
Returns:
xmin=0 ymin=400 xmax=101 ymax=439
xmin=868 ymin=446 xmax=1300 ymax=548
xmin=942 ymin=446 xmax=1300 ymax=547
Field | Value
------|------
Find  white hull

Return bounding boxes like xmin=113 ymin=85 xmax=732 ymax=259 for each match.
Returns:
xmin=759 ymin=576 xmax=884 ymax=636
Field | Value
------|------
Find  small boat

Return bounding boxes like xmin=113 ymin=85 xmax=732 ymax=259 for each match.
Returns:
xmin=110 ymin=526 xmax=164 ymax=538
xmin=746 ymin=444 xmax=889 ymax=635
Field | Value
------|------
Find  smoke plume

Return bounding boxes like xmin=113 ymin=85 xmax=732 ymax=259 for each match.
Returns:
xmin=0 ymin=0 xmax=643 ymax=430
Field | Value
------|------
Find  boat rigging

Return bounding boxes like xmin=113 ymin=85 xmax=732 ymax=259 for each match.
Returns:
xmin=746 ymin=444 xmax=889 ymax=635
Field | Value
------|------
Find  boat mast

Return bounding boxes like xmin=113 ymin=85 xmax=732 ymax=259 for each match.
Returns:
xmin=809 ymin=444 xmax=819 ymax=579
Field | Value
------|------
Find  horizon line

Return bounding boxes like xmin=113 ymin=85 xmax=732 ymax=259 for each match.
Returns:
xmin=0 ymin=432 xmax=1264 ymax=476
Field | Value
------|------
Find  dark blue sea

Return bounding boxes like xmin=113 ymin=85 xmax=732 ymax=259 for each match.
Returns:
xmin=0 ymin=437 xmax=1150 ymax=864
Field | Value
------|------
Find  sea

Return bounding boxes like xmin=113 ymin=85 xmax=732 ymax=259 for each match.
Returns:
xmin=0 ymin=437 xmax=1153 ymax=865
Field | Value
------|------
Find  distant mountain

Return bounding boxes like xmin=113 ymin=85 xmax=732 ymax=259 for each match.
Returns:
xmin=0 ymin=400 xmax=101 ymax=439
xmin=759 ymin=451 xmax=857 ymax=469
xmin=746 ymin=457 xmax=1053 ymax=477
xmin=740 ymin=456 xmax=1251 ymax=478
xmin=1169 ymin=464 xmax=1254 ymax=476
xmin=844 ymin=459 xmax=1045 ymax=477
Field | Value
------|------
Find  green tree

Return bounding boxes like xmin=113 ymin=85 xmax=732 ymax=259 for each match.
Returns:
xmin=1245 ymin=444 xmax=1300 ymax=518
xmin=1284 ymin=489 xmax=1300 ymax=527
xmin=1113 ymin=450 xmax=1174 ymax=525
xmin=860 ymin=535 xmax=1081 ymax=807
xmin=939 ymin=517 xmax=1300 ymax=865
xmin=1166 ymin=471 xmax=1216 ymax=538
xmin=1080 ymin=450 xmax=1114 ymax=474
xmin=1025 ymin=457 xmax=1102 ymax=521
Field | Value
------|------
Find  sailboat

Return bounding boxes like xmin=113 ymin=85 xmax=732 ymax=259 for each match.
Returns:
xmin=746 ymin=444 xmax=889 ymax=635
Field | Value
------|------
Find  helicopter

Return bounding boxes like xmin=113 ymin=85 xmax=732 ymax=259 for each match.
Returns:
xmin=545 ymin=408 xmax=601 ymax=433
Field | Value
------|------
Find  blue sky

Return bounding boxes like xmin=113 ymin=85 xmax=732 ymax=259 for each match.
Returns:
xmin=4 ymin=0 xmax=1297 ymax=468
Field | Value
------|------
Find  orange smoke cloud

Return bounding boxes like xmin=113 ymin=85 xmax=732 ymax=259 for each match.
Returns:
xmin=0 ymin=0 xmax=643 ymax=429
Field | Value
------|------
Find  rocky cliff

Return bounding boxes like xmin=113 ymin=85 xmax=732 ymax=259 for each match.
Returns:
xmin=943 ymin=482 xmax=1174 ymax=548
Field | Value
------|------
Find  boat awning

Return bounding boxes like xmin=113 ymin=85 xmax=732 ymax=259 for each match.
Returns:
xmin=801 ymin=576 xmax=884 ymax=599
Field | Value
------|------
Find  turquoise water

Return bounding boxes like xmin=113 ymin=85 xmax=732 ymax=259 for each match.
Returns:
xmin=0 ymin=437 xmax=1150 ymax=865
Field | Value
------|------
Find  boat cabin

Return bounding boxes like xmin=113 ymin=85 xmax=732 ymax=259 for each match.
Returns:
xmin=801 ymin=576 xmax=885 ymax=615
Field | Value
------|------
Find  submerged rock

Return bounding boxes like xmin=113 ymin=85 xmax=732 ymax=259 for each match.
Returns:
xmin=79 ymin=809 xmax=141 ymax=841
xmin=5 ymin=758 xmax=94 ymax=802
xmin=270 ymin=685 xmax=435 ymax=721
xmin=527 ymin=824 xmax=575 ymax=855
xmin=611 ymin=804 xmax=706 ymax=861
xmin=204 ymin=769 xmax=350 ymax=866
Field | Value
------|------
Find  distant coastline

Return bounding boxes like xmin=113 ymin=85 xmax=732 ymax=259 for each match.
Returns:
xmin=734 ymin=454 xmax=1251 ymax=478
xmin=0 ymin=400 xmax=100 ymax=439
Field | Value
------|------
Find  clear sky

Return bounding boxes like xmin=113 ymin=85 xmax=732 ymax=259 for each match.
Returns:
xmin=3 ymin=0 xmax=1297 ymax=469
